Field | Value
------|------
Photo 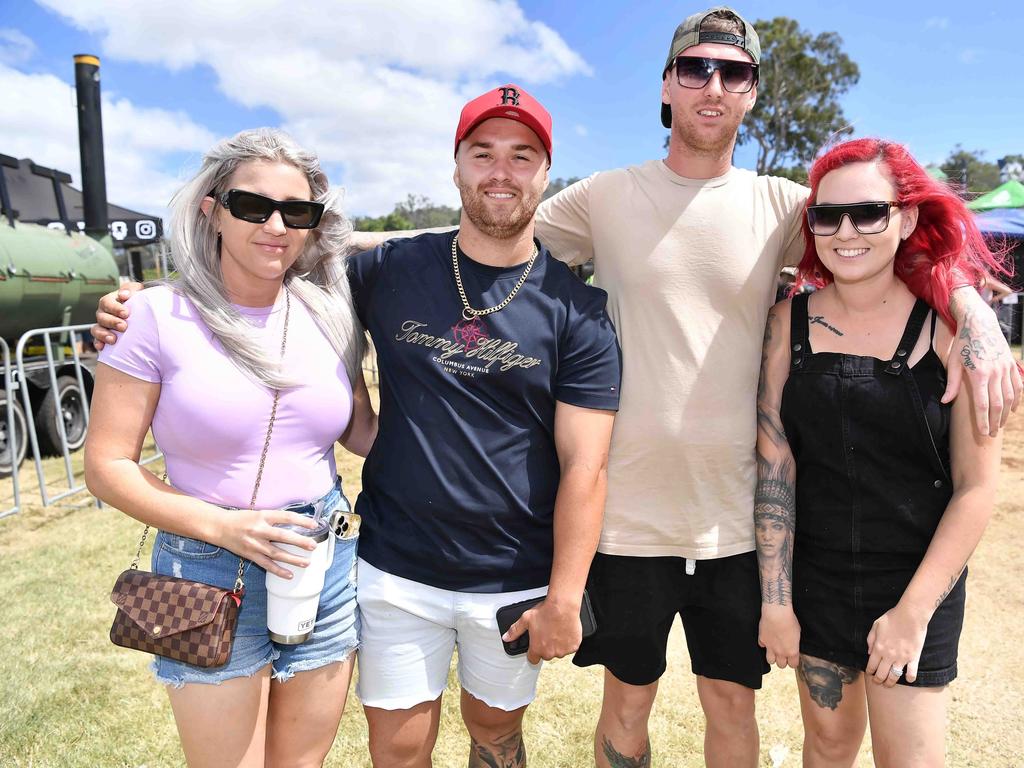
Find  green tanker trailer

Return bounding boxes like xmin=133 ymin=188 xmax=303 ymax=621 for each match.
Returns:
xmin=1 ymin=54 xmax=157 ymax=477
xmin=0 ymin=189 xmax=119 ymax=342
xmin=0 ymin=180 xmax=119 ymax=474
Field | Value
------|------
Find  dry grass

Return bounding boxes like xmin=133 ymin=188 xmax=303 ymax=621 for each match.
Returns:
xmin=1 ymin=386 xmax=1022 ymax=766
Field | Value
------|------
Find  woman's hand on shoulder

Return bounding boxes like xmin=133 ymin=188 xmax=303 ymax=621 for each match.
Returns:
xmin=208 ymin=508 xmax=321 ymax=579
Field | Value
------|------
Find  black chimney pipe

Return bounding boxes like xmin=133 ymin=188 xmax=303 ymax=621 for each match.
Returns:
xmin=73 ymin=54 xmax=108 ymax=238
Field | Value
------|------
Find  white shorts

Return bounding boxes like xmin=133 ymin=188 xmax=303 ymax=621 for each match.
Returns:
xmin=355 ymin=558 xmax=548 ymax=711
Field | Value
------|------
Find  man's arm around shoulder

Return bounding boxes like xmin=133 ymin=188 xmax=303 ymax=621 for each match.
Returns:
xmin=348 ymin=226 xmax=453 ymax=253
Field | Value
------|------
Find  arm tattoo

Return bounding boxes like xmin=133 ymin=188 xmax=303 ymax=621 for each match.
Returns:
xmin=798 ymin=656 xmax=860 ymax=710
xmin=756 ymin=402 xmax=788 ymax=447
xmin=756 ymin=310 xmax=773 ymax=403
xmin=469 ymin=733 xmax=526 ymax=768
xmin=808 ymin=315 xmax=844 ymax=336
xmin=958 ymin=305 xmax=1001 ymax=371
xmin=756 ymin=308 xmax=797 ymax=605
xmin=601 ymin=736 xmax=651 ymax=768
xmin=755 ymin=454 xmax=796 ymax=605
xmin=935 ymin=559 xmax=968 ymax=609
xmin=757 ymin=311 xmax=787 ymax=446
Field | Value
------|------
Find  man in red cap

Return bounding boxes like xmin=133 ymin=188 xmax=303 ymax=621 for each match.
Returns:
xmin=349 ymin=82 xmax=620 ymax=768
xmin=92 ymin=84 xmax=621 ymax=768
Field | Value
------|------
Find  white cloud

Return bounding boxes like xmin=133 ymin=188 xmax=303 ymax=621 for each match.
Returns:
xmin=32 ymin=0 xmax=592 ymax=214
xmin=0 ymin=28 xmax=36 ymax=65
xmin=925 ymin=17 xmax=949 ymax=30
xmin=0 ymin=63 xmax=216 ymax=218
xmin=958 ymin=48 xmax=979 ymax=64
xmin=574 ymin=124 xmax=588 ymax=138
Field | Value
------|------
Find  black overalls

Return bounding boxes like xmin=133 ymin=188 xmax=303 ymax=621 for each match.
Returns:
xmin=780 ymin=293 xmax=965 ymax=686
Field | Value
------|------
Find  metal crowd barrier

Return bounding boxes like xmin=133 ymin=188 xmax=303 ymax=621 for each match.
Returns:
xmin=11 ymin=324 xmax=162 ymax=511
xmin=1 ymin=337 xmax=20 ymax=520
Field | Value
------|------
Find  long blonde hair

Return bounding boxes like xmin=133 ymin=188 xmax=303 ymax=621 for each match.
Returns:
xmin=164 ymin=128 xmax=364 ymax=388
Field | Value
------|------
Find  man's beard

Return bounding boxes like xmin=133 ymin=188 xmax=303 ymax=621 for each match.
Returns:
xmin=459 ymin=181 xmax=542 ymax=240
xmin=672 ymin=105 xmax=743 ymax=158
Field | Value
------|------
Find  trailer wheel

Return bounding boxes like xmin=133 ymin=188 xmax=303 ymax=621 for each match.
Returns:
xmin=37 ymin=376 xmax=88 ymax=455
xmin=0 ymin=393 xmax=27 ymax=478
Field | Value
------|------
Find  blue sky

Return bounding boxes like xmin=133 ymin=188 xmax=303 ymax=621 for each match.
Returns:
xmin=1 ymin=0 xmax=1021 ymax=220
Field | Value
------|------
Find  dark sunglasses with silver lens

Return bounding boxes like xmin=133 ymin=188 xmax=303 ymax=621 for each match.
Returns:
xmin=674 ymin=56 xmax=759 ymax=93
xmin=216 ymin=189 xmax=325 ymax=229
xmin=806 ymin=201 xmax=901 ymax=237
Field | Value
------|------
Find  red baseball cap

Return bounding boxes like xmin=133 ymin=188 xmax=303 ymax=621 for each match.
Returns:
xmin=454 ymin=84 xmax=553 ymax=159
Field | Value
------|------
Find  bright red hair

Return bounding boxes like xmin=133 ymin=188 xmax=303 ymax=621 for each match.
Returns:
xmin=798 ymin=138 xmax=1011 ymax=330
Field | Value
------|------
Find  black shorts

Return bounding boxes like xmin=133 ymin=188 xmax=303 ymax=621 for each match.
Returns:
xmin=796 ymin=550 xmax=966 ymax=688
xmin=572 ymin=551 xmax=769 ymax=689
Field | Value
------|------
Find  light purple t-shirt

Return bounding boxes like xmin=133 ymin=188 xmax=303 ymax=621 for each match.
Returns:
xmin=98 ymin=285 xmax=353 ymax=509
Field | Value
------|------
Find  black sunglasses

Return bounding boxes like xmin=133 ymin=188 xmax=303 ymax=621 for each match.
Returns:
xmin=674 ymin=56 xmax=759 ymax=93
xmin=215 ymin=189 xmax=325 ymax=229
xmin=806 ymin=201 xmax=901 ymax=237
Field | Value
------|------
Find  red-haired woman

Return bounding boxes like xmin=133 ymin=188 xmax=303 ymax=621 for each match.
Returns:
xmin=755 ymin=138 xmax=1008 ymax=765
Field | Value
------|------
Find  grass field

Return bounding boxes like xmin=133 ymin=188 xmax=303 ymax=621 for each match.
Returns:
xmin=1 ymin=385 xmax=1022 ymax=767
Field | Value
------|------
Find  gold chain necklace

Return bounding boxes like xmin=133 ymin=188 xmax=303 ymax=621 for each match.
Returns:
xmin=451 ymin=233 xmax=539 ymax=321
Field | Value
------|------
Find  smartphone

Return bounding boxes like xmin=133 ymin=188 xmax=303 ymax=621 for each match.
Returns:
xmin=494 ymin=590 xmax=597 ymax=657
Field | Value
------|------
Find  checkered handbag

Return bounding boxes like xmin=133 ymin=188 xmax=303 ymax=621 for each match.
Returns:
xmin=109 ymin=567 xmax=241 ymax=667
xmin=107 ymin=289 xmax=293 ymax=668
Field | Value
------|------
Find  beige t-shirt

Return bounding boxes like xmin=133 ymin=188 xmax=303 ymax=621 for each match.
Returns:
xmin=535 ymin=160 xmax=808 ymax=558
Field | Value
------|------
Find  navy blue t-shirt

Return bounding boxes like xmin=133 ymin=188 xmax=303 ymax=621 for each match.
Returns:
xmin=349 ymin=231 xmax=621 ymax=592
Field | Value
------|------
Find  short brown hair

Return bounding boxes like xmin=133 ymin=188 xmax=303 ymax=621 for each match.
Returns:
xmin=700 ymin=10 xmax=745 ymax=38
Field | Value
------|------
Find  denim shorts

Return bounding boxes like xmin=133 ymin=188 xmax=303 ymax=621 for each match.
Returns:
xmin=150 ymin=477 xmax=359 ymax=687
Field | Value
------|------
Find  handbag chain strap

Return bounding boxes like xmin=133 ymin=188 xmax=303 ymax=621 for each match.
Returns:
xmin=130 ymin=288 xmax=293 ymax=594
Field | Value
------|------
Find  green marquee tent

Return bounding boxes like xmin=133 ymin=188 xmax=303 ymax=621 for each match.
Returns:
xmin=967 ymin=179 xmax=1024 ymax=211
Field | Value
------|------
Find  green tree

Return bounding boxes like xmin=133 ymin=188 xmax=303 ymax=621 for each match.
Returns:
xmin=393 ymin=194 xmax=460 ymax=228
xmin=352 ymin=211 xmax=414 ymax=232
xmin=543 ymin=176 xmax=582 ymax=200
xmin=738 ymin=17 xmax=859 ymax=176
xmin=942 ymin=146 xmax=1001 ymax=193
xmin=998 ymin=154 xmax=1024 ymax=182
xmin=770 ymin=165 xmax=809 ymax=186
xmin=353 ymin=194 xmax=460 ymax=231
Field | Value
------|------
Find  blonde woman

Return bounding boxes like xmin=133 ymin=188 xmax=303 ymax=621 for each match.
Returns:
xmin=86 ymin=128 xmax=375 ymax=767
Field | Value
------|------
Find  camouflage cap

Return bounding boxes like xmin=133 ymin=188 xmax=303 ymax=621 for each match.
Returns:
xmin=662 ymin=6 xmax=761 ymax=74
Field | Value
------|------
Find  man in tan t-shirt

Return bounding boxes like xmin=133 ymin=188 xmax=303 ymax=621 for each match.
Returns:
xmin=533 ymin=11 xmax=793 ymax=766
xmin=534 ymin=7 xmax=1020 ymax=768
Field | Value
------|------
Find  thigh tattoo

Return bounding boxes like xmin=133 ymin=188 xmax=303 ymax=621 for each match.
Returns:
xmin=798 ymin=656 xmax=860 ymax=710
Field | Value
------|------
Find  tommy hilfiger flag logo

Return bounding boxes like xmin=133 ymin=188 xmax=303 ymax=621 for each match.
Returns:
xmin=499 ymin=86 xmax=520 ymax=106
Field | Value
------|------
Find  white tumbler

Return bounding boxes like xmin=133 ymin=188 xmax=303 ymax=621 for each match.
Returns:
xmin=265 ymin=519 xmax=334 ymax=644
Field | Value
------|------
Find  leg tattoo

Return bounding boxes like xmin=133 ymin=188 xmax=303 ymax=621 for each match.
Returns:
xmin=601 ymin=736 xmax=651 ymax=768
xmin=798 ymin=656 xmax=860 ymax=710
xmin=469 ymin=732 xmax=526 ymax=768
